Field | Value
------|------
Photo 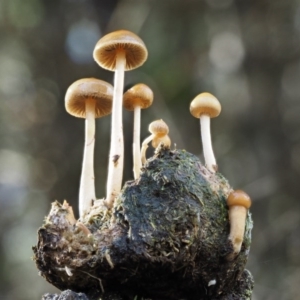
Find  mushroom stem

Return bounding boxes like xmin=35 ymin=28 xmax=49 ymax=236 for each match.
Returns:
xmin=227 ymin=206 xmax=248 ymax=260
xmin=141 ymin=134 xmax=155 ymax=164
xmin=133 ymin=106 xmax=142 ymax=179
xmin=79 ymin=99 xmax=96 ymax=218
xmin=105 ymin=50 xmax=125 ymax=208
xmin=200 ymin=115 xmax=217 ymax=172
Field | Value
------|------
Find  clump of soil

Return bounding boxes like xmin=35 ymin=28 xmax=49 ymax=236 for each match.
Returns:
xmin=33 ymin=147 xmax=253 ymax=300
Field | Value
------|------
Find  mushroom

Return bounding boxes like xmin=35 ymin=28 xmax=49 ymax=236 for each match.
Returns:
xmin=123 ymin=83 xmax=153 ymax=179
xmin=226 ymin=190 xmax=252 ymax=260
xmin=151 ymin=134 xmax=171 ymax=149
xmin=93 ymin=30 xmax=148 ymax=208
xmin=141 ymin=119 xmax=169 ymax=164
xmin=190 ymin=92 xmax=221 ymax=172
xmin=65 ymin=78 xmax=113 ymax=218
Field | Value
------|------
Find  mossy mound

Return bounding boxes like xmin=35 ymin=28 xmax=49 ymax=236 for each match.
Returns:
xmin=33 ymin=148 xmax=253 ymax=300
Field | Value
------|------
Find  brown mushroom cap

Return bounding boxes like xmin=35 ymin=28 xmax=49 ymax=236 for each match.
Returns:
xmin=152 ymin=135 xmax=171 ymax=148
xmin=190 ymin=92 xmax=221 ymax=118
xmin=149 ymin=119 xmax=169 ymax=138
xmin=65 ymin=78 xmax=113 ymax=118
xmin=123 ymin=83 xmax=153 ymax=111
xmin=227 ymin=190 xmax=252 ymax=209
xmin=93 ymin=30 xmax=148 ymax=71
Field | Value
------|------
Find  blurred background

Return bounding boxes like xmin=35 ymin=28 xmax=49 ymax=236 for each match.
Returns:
xmin=0 ymin=0 xmax=299 ymax=299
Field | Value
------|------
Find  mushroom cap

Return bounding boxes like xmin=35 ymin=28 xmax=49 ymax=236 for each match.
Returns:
xmin=227 ymin=190 xmax=252 ymax=209
xmin=152 ymin=134 xmax=171 ymax=148
xmin=93 ymin=30 xmax=148 ymax=71
xmin=65 ymin=78 xmax=113 ymax=118
xmin=149 ymin=119 xmax=169 ymax=138
xmin=190 ymin=92 xmax=221 ymax=118
xmin=123 ymin=83 xmax=153 ymax=111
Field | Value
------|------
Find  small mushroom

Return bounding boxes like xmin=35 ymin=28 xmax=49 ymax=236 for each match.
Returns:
xmin=141 ymin=119 xmax=169 ymax=164
xmin=65 ymin=78 xmax=113 ymax=217
xmin=151 ymin=134 xmax=171 ymax=149
xmin=226 ymin=190 xmax=252 ymax=260
xmin=93 ymin=30 xmax=148 ymax=208
xmin=123 ymin=83 xmax=153 ymax=179
xmin=190 ymin=92 xmax=221 ymax=172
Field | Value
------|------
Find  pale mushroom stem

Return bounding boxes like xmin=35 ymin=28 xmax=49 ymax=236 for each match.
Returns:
xmin=79 ymin=99 xmax=96 ymax=218
xmin=141 ymin=134 xmax=155 ymax=165
xmin=133 ymin=106 xmax=142 ymax=179
xmin=228 ymin=206 xmax=247 ymax=259
xmin=200 ymin=115 xmax=217 ymax=172
xmin=105 ymin=51 xmax=125 ymax=208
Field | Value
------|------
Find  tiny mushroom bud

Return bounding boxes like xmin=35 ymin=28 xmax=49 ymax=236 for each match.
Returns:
xmin=93 ymin=30 xmax=148 ymax=208
xmin=123 ymin=83 xmax=153 ymax=179
xmin=65 ymin=78 xmax=113 ymax=218
xmin=151 ymin=134 xmax=171 ymax=149
xmin=226 ymin=190 xmax=252 ymax=260
xmin=190 ymin=92 xmax=221 ymax=172
xmin=141 ymin=119 xmax=169 ymax=165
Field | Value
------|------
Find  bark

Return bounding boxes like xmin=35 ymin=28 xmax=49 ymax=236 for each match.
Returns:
xmin=33 ymin=147 xmax=254 ymax=300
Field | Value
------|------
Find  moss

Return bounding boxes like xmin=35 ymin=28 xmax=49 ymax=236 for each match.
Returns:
xmin=33 ymin=147 xmax=254 ymax=300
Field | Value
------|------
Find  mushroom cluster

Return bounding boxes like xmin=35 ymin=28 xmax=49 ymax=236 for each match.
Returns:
xmin=65 ymin=30 xmax=150 ymax=216
xmin=64 ymin=28 xmax=252 ymax=262
xmin=35 ymin=28 xmax=254 ymax=300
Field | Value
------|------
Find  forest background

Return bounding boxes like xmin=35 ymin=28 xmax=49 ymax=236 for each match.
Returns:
xmin=0 ymin=0 xmax=300 ymax=299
